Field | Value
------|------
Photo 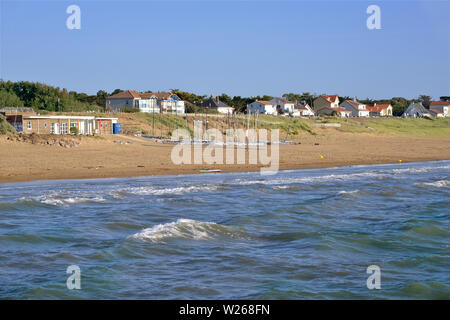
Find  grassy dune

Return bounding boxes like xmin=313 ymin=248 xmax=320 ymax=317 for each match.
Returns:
xmin=23 ymin=111 xmax=450 ymax=139
xmin=330 ymin=117 xmax=450 ymax=136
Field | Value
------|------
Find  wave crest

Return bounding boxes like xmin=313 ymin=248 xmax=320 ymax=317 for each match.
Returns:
xmin=129 ymin=219 xmax=248 ymax=243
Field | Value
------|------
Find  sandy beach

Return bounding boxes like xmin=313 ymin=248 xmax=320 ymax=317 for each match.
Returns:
xmin=1 ymin=129 xmax=449 ymax=183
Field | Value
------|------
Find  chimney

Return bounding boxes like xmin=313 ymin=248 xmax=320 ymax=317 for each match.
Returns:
xmin=216 ymin=96 xmax=219 ymax=103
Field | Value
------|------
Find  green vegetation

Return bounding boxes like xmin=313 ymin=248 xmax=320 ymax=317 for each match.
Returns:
xmin=0 ymin=114 xmax=16 ymax=134
xmin=70 ymin=126 xmax=79 ymax=135
xmin=335 ymin=117 xmax=450 ymax=136
xmin=0 ymin=89 xmax=25 ymax=109
xmin=1 ymin=80 xmax=441 ymax=119
xmin=0 ymin=80 xmax=105 ymax=112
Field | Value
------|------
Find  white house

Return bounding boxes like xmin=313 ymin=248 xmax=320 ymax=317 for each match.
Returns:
xmin=429 ymin=109 xmax=445 ymax=117
xmin=340 ymin=99 xmax=370 ymax=117
xmin=106 ymin=90 xmax=185 ymax=114
xmin=430 ymin=101 xmax=450 ymax=117
xmin=270 ymin=97 xmax=295 ymax=114
xmin=201 ymin=97 xmax=234 ymax=114
xmin=295 ymin=103 xmax=314 ymax=117
xmin=247 ymin=101 xmax=277 ymax=115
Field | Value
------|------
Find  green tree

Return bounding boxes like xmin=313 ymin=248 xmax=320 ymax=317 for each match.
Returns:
xmin=418 ymin=95 xmax=432 ymax=108
xmin=96 ymin=90 xmax=108 ymax=108
xmin=111 ymin=89 xmax=123 ymax=95
xmin=390 ymin=97 xmax=410 ymax=116
xmin=0 ymin=89 xmax=25 ymax=109
xmin=219 ymin=93 xmax=233 ymax=106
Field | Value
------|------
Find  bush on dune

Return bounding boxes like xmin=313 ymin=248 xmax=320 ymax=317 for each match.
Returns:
xmin=0 ymin=114 xmax=16 ymax=134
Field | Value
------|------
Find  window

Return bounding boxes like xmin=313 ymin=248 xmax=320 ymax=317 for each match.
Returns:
xmin=61 ymin=123 xmax=68 ymax=134
xmin=50 ymin=123 xmax=55 ymax=134
xmin=27 ymin=121 xmax=32 ymax=129
xmin=105 ymin=124 xmax=108 ymax=128
xmin=44 ymin=123 xmax=47 ymax=128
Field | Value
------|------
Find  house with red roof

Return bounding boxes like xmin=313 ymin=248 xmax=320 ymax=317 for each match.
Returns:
xmin=429 ymin=101 xmax=449 ymax=117
xmin=313 ymin=95 xmax=340 ymax=112
xmin=247 ymin=100 xmax=277 ymax=115
xmin=106 ymin=90 xmax=185 ymax=114
xmin=366 ymin=103 xmax=393 ymax=117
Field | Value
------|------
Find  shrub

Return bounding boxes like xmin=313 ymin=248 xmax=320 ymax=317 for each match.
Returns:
xmin=70 ymin=126 xmax=79 ymax=134
xmin=122 ymin=108 xmax=140 ymax=113
xmin=0 ymin=114 xmax=17 ymax=134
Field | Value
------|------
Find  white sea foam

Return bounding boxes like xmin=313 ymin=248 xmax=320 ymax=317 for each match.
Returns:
xmin=416 ymin=180 xmax=450 ymax=188
xmin=392 ymin=165 xmax=450 ymax=175
xmin=130 ymin=219 xmax=247 ymax=243
xmin=235 ymin=171 xmax=383 ymax=186
xmin=115 ymin=185 xmax=221 ymax=196
xmin=273 ymin=185 xmax=299 ymax=190
xmin=234 ymin=164 xmax=450 ymax=187
xmin=20 ymin=194 xmax=107 ymax=206
xmin=338 ymin=190 xmax=360 ymax=195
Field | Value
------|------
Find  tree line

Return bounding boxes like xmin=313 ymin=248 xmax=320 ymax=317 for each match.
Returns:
xmin=0 ymin=80 xmax=447 ymax=116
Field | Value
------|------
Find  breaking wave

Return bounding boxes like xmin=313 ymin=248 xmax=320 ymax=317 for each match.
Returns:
xmin=129 ymin=219 xmax=249 ymax=243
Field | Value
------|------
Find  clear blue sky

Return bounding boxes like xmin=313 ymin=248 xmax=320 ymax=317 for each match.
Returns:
xmin=1 ymin=0 xmax=449 ymax=100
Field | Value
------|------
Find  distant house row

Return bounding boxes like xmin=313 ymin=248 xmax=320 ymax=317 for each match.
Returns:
xmin=106 ymin=90 xmax=238 ymax=115
xmin=247 ymin=98 xmax=315 ymax=117
xmin=246 ymin=94 xmax=449 ymax=118
xmin=107 ymin=90 xmax=449 ymax=118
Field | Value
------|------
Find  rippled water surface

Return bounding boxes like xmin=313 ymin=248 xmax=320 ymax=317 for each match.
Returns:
xmin=0 ymin=161 xmax=449 ymax=299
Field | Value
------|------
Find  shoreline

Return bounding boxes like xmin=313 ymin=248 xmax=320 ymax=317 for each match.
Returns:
xmin=0 ymin=159 xmax=449 ymax=185
xmin=1 ymin=132 xmax=450 ymax=184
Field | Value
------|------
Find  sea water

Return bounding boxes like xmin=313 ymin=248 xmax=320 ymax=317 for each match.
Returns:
xmin=0 ymin=161 xmax=449 ymax=299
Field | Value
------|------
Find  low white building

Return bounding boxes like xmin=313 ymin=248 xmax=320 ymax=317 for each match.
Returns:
xmin=340 ymin=99 xmax=370 ymax=117
xmin=201 ymin=97 xmax=234 ymax=114
xmin=430 ymin=101 xmax=450 ymax=117
xmin=294 ymin=103 xmax=314 ymax=117
xmin=247 ymin=100 xmax=277 ymax=115
xmin=270 ymin=97 xmax=295 ymax=114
